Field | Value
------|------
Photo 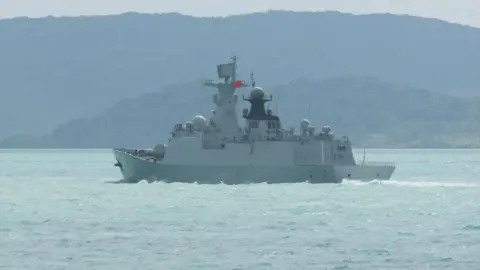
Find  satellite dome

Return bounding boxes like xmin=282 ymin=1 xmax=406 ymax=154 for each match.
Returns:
xmin=192 ymin=115 xmax=207 ymax=129
xmin=322 ymin=125 xmax=331 ymax=134
xmin=250 ymin=87 xmax=265 ymax=99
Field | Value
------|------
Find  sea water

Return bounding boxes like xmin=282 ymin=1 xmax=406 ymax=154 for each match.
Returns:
xmin=1 ymin=149 xmax=479 ymax=269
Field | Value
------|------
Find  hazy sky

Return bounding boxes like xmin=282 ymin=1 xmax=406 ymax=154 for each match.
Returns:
xmin=1 ymin=0 xmax=479 ymax=27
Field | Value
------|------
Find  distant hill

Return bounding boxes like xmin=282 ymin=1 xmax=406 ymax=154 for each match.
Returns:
xmin=0 ymin=11 xmax=479 ymax=141
xmin=2 ymin=77 xmax=480 ymax=149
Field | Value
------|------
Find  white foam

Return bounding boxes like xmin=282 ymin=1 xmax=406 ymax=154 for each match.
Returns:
xmin=342 ymin=179 xmax=477 ymax=188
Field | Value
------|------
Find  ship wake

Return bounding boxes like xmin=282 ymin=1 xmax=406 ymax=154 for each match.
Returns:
xmin=342 ymin=179 xmax=478 ymax=188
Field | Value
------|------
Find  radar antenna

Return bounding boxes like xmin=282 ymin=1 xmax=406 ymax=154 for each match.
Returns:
xmin=231 ymin=56 xmax=237 ymax=82
xmin=276 ymin=92 xmax=279 ymax=115
xmin=362 ymin=148 xmax=366 ymax=165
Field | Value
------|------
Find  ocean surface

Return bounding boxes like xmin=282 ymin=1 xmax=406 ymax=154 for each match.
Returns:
xmin=1 ymin=149 xmax=479 ymax=270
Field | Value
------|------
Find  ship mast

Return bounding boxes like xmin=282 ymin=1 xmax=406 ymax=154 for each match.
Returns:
xmin=231 ymin=56 xmax=236 ymax=82
xmin=202 ymin=56 xmax=248 ymax=141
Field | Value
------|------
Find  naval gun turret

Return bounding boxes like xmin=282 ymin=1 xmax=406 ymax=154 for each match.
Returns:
xmin=192 ymin=115 xmax=207 ymax=130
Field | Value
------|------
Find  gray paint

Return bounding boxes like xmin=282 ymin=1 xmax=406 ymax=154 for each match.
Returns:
xmin=112 ymin=57 xmax=396 ymax=183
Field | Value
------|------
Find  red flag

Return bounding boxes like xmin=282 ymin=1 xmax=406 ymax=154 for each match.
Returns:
xmin=231 ymin=80 xmax=242 ymax=88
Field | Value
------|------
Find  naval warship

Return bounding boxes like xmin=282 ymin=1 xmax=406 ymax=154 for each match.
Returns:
xmin=112 ymin=56 xmax=395 ymax=184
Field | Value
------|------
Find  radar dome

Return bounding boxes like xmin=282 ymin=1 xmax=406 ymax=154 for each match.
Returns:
xmin=250 ymin=87 xmax=265 ymax=99
xmin=300 ymin=119 xmax=311 ymax=130
xmin=192 ymin=115 xmax=207 ymax=129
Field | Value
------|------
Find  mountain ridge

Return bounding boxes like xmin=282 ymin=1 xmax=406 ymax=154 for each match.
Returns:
xmin=1 ymin=10 xmax=479 ymax=142
xmin=4 ymin=10 xmax=479 ymax=30
xmin=2 ymin=76 xmax=480 ymax=149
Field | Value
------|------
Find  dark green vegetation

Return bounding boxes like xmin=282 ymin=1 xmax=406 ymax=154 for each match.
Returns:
xmin=1 ymin=11 xmax=479 ymax=148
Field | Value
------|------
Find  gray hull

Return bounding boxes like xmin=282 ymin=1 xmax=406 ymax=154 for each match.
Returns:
xmin=113 ymin=150 xmax=395 ymax=184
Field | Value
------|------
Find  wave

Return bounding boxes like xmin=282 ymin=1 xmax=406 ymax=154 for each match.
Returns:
xmin=342 ymin=179 xmax=477 ymax=188
xmin=106 ymin=178 xmax=477 ymax=188
xmin=104 ymin=179 xmax=139 ymax=184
